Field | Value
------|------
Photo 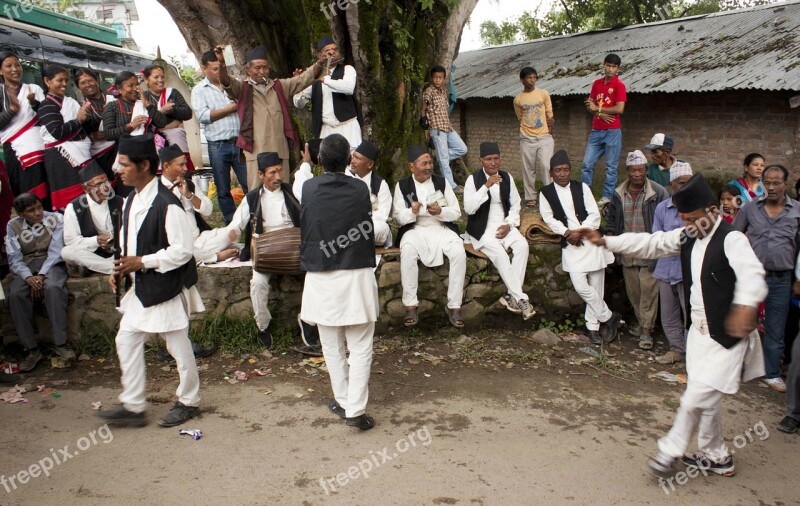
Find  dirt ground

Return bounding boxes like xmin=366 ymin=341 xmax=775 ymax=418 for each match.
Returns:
xmin=1 ymin=326 xmax=798 ymax=506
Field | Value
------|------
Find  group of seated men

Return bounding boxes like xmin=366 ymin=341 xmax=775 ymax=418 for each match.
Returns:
xmin=4 ymin=138 xmax=545 ymax=373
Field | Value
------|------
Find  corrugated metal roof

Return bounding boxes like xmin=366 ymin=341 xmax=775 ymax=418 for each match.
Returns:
xmin=452 ymin=0 xmax=800 ymax=99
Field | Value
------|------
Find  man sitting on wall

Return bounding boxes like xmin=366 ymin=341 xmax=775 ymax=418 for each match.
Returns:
xmin=346 ymin=140 xmax=392 ymax=247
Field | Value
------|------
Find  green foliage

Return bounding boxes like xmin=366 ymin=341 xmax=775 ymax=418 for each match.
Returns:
xmin=537 ymin=315 xmax=585 ymax=335
xmin=479 ymin=0 xmax=778 ymax=46
xmin=168 ymin=56 xmax=202 ymax=89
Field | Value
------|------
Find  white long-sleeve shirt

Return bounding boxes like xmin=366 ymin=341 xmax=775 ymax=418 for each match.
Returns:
xmin=228 ymin=185 xmax=294 ymax=235
xmin=160 ymin=175 xmax=213 ymax=240
xmin=119 ymin=177 xmax=203 ymax=333
xmin=393 ymin=177 xmax=461 ymax=228
xmin=346 ymin=168 xmax=392 ymax=223
xmin=63 ymin=196 xmax=112 ymax=251
xmin=293 ymin=65 xmax=357 ymax=127
xmin=463 ymin=169 xmax=522 ymax=249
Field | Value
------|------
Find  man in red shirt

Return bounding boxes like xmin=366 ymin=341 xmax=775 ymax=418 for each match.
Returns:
xmin=580 ymin=53 xmax=627 ymax=206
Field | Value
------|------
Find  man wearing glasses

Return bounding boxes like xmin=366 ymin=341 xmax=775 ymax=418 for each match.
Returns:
xmin=733 ymin=164 xmax=800 ymax=393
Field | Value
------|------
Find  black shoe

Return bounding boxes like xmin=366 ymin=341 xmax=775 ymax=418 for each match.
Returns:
xmin=293 ymin=345 xmax=323 ymax=357
xmin=602 ymin=312 xmax=622 ymax=343
xmin=778 ymin=416 xmax=800 ymax=434
xmin=681 ymin=452 xmax=735 ymax=476
xmin=97 ymin=405 xmax=147 ymax=427
xmin=0 ymin=372 xmax=20 ymax=384
xmin=157 ymin=402 xmax=199 ymax=427
xmin=299 ymin=318 xmax=320 ymax=347
xmin=346 ymin=414 xmax=375 ymax=430
xmin=587 ymin=330 xmax=603 ymax=345
xmin=328 ymin=400 xmax=346 ymax=419
xmin=192 ymin=342 xmax=215 ymax=359
xmin=19 ymin=348 xmax=43 ymax=372
xmin=258 ymin=328 xmax=273 ymax=349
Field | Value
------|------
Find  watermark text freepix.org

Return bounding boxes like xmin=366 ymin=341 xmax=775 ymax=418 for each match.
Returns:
xmin=1 ymin=424 xmax=114 ymax=494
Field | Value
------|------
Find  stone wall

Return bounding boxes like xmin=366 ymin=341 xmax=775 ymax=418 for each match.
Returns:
xmin=453 ymin=90 xmax=799 ymax=192
xmin=1 ymin=243 xmax=581 ymax=342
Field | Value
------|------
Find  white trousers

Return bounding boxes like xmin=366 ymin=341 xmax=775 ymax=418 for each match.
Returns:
xmin=318 ymin=322 xmax=374 ymax=418
xmin=251 ymin=271 xmax=272 ymax=331
xmin=61 ymin=245 xmax=114 ymax=274
xmin=569 ymin=268 xmax=612 ymax=331
xmin=658 ymin=379 xmax=729 ymax=462
xmin=400 ymin=241 xmax=466 ymax=309
xmin=320 ymin=117 xmax=362 ymax=153
xmin=116 ymin=327 xmax=200 ymax=413
xmin=194 ymin=228 xmax=235 ymax=264
xmin=374 ymin=219 xmax=391 ymax=247
xmin=475 ymin=228 xmax=529 ymax=301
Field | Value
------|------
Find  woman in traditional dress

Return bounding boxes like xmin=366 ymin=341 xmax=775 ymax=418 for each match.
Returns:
xmin=727 ymin=153 xmax=765 ymax=205
xmin=141 ymin=64 xmax=195 ymax=172
xmin=74 ymin=68 xmax=117 ymax=179
xmin=0 ymin=51 xmax=49 ymax=208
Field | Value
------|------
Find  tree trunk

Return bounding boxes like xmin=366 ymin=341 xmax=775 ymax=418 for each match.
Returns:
xmin=156 ymin=0 xmax=478 ymax=184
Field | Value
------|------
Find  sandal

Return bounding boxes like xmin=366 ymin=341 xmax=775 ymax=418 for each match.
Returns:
xmin=445 ymin=307 xmax=464 ymax=328
xmin=404 ymin=306 xmax=419 ymax=327
xmin=639 ymin=335 xmax=654 ymax=350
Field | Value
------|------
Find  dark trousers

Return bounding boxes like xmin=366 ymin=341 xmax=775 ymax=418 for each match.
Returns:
xmin=8 ymin=258 xmax=68 ymax=349
xmin=764 ymin=270 xmax=792 ymax=379
xmin=787 ymin=330 xmax=800 ymax=421
xmin=208 ymin=140 xmax=249 ymax=224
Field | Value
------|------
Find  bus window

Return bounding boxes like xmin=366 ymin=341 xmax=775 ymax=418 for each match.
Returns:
xmin=18 ymin=59 xmax=43 ymax=88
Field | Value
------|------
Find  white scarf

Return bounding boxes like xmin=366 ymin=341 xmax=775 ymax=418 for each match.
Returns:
xmin=157 ymin=88 xmax=189 ymax=153
xmin=0 ymin=83 xmax=46 ymax=168
xmin=40 ymin=95 xmax=92 ymax=168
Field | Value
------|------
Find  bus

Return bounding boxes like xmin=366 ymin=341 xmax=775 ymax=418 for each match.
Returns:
xmin=0 ymin=2 xmax=203 ymax=168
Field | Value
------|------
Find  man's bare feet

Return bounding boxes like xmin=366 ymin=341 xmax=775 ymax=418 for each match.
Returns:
xmin=216 ymin=248 xmax=239 ymax=262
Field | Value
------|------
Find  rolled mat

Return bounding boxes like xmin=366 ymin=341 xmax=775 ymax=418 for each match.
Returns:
xmin=519 ymin=211 xmax=562 ymax=245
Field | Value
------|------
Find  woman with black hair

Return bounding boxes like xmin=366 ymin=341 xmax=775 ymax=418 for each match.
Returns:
xmin=728 ymin=153 xmax=765 ymax=204
xmin=74 ymin=68 xmax=117 ymax=178
xmin=140 ymin=64 xmax=195 ymax=172
xmin=36 ymin=64 xmax=93 ymax=211
xmin=0 ymin=51 xmax=49 ymax=209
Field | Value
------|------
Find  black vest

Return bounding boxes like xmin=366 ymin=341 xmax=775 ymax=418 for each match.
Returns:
xmin=465 ymin=169 xmax=511 ymax=241
xmin=369 ymin=171 xmax=383 ymax=198
xmin=239 ymin=182 xmax=301 ymax=262
xmin=122 ymin=181 xmax=198 ymax=308
xmin=540 ymin=181 xmax=588 ymax=248
xmin=70 ymin=194 xmax=123 ymax=258
xmin=681 ymin=220 xmax=740 ymax=349
xmin=300 ymin=172 xmax=376 ymax=272
xmin=396 ymin=175 xmax=460 ymax=246
xmin=311 ymin=64 xmax=361 ymax=138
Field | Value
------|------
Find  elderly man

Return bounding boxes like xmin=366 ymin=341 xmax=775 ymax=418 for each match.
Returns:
xmin=651 ymin=162 xmax=693 ymax=364
xmin=733 ymin=164 xmax=800 ymax=393
xmin=215 ymin=45 xmax=324 ymax=191
xmin=159 ymin=144 xmax=238 ymax=264
xmin=229 ymin=152 xmax=300 ymax=348
xmin=346 ymin=140 xmax=392 ymax=247
xmin=581 ymin=174 xmax=767 ymax=479
xmin=606 ymin=150 xmax=668 ymax=349
xmin=464 ymin=142 xmax=534 ymax=320
xmin=393 ymin=145 xmax=465 ymax=328
xmin=5 ymin=193 xmax=71 ymax=371
xmin=645 ymin=133 xmax=680 ymax=190
xmin=300 ymin=134 xmax=378 ymax=430
xmin=293 ymin=36 xmax=362 ymax=151
xmin=540 ymin=150 xmax=620 ymax=344
xmin=61 ymin=162 xmax=122 ymax=276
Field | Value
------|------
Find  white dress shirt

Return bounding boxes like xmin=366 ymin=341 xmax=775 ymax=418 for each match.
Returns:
xmin=63 ymin=196 xmax=112 ymax=250
xmin=160 ymin=175 xmax=213 ymax=240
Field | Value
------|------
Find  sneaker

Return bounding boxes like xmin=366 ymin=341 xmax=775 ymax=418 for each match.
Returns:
xmin=518 ymin=298 xmax=536 ymax=321
xmin=157 ymin=401 xmax=199 ymax=427
xmin=681 ymin=452 xmax=735 ymax=477
xmin=762 ymin=377 xmax=787 ymax=393
xmin=258 ymin=328 xmax=273 ymax=349
xmin=54 ymin=345 xmax=76 ymax=361
xmin=648 ymin=450 xmax=676 ymax=478
xmin=19 ymin=348 xmax=43 ymax=372
xmin=587 ymin=329 xmax=603 ymax=346
xmin=597 ymin=197 xmax=610 ymax=207
xmin=97 ymin=405 xmax=147 ymax=427
xmin=453 ymin=186 xmax=464 ymax=195
xmin=498 ymin=294 xmax=521 ymax=314
xmin=656 ymin=350 xmax=685 ymax=364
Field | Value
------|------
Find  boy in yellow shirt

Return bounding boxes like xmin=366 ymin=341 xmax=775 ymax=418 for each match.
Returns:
xmin=513 ymin=67 xmax=554 ymax=207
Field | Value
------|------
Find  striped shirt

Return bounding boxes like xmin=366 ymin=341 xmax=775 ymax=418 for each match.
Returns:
xmin=191 ymin=77 xmax=240 ymax=141
xmin=422 ymin=84 xmax=451 ymax=132
xmin=37 ymin=94 xmax=88 ymax=141
xmin=621 ymin=187 xmax=649 ymax=267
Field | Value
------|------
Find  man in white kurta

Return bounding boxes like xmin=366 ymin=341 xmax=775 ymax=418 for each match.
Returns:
xmin=159 ymin=144 xmax=238 ymax=264
xmin=539 ymin=150 xmax=619 ymax=344
xmin=299 ymin=134 xmax=378 ymax=429
xmin=228 ymin=153 xmax=297 ymax=344
xmin=581 ymin=174 xmax=767 ymax=479
xmin=61 ymin=165 xmax=116 ymax=275
xmin=393 ymin=145 xmax=466 ymax=327
xmin=346 ymin=140 xmax=392 ymax=247
xmin=463 ymin=142 xmax=533 ymax=319
xmin=292 ymin=37 xmax=362 ymax=151
xmin=98 ymin=134 xmax=203 ymax=428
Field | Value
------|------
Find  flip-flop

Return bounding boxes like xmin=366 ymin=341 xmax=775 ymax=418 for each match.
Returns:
xmin=445 ymin=307 xmax=464 ymax=328
xmin=404 ymin=307 xmax=419 ymax=327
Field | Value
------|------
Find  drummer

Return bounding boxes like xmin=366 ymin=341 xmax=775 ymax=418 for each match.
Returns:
xmin=227 ymin=152 xmax=300 ymax=348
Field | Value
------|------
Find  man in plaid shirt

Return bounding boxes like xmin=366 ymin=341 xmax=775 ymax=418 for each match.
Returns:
xmin=421 ymin=66 xmax=467 ymax=193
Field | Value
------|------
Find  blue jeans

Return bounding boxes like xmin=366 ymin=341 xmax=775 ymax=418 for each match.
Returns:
xmin=430 ymin=128 xmax=467 ymax=189
xmin=208 ymin=140 xmax=249 ymax=224
xmin=764 ymin=271 xmax=792 ymax=379
xmin=580 ymin=128 xmax=622 ymax=199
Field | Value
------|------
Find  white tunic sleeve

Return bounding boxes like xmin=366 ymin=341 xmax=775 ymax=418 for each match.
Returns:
xmin=506 ymin=175 xmax=522 ymax=227
xmin=141 ymin=204 xmax=195 ymax=272
xmin=435 ymin=184 xmax=461 ymax=223
xmin=393 ymin=183 xmax=417 ymax=227
xmin=63 ymin=203 xmax=98 ymax=251
xmin=603 ymin=228 xmax=684 ymax=260
xmin=725 ymin=231 xmax=767 ymax=307
xmin=539 ymin=192 xmax=566 ymax=236
xmin=375 ymin=180 xmax=392 ymax=223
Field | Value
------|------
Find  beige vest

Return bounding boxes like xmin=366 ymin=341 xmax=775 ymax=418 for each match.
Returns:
xmin=9 ymin=216 xmax=52 ymax=264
